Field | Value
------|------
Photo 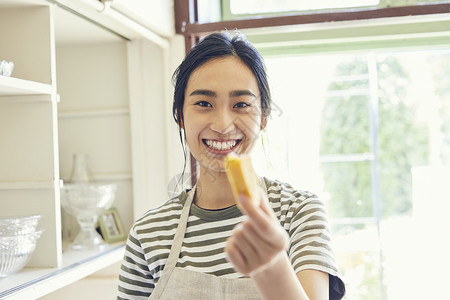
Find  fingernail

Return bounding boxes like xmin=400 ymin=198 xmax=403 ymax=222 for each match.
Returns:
xmin=237 ymin=196 xmax=248 ymax=214
xmin=233 ymin=223 xmax=243 ymax=233
xmin=239 ymin=195 xmax=248 ymax=205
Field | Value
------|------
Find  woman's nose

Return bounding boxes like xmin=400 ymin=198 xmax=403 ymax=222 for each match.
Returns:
xmin=210 ymin=109 xmax=235 ymax=134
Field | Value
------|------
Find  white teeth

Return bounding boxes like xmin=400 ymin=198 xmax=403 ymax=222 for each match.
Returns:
xmin=205 ymin=140 xmax=236 ymax=150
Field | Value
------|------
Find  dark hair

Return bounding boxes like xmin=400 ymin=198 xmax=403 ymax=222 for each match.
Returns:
xmin=172 ymin=31 xmax=272 ymax=127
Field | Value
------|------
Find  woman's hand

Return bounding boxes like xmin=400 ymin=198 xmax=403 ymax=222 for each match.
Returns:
xmin=225 ymin=188 xmax=289 ymax=277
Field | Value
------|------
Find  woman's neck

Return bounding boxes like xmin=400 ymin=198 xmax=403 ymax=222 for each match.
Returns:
xmin=194 ymin=169 xmax=236 ymax=210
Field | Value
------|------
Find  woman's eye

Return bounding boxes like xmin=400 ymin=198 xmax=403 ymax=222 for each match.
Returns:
xmin=195 ymin=101 xmax=212 ymax=107
xmin=234 ymin=102 xmax=250 ymax=109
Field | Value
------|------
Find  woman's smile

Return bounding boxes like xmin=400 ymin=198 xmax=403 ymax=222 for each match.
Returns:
xmin=202 ymin=138 xmax=241 ymax=153
xmin=183 ymin=56 xmax=262 ymax=172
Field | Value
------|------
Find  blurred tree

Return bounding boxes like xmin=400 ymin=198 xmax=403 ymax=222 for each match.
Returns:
xmin=429 ymin=52 xmax=450 ymax=164
xmin=319 ymin=56 xmax=372 ymax=219
xmin=376 ymin=55 xmax=429 ymax=217
xmin=319 ymin=54 xmax=429 ymax=219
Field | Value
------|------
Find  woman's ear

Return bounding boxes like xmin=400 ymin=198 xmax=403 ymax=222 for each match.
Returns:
xmin=260 ymin=115 xmax=267 ymax=130
xmin=177 ymin=111 xmax=184 ymax=129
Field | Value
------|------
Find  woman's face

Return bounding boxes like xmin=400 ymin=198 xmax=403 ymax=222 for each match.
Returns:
xmin=183 ymin=56 xmax=263 ymax=173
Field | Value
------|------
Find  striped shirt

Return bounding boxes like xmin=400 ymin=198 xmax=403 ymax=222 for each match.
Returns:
xmin=118 ymin=177 xmax=345 ymax=299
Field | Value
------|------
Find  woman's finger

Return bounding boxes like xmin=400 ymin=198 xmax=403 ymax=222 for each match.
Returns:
xmin=225 ymin=236 xmax=247 ymax=273
xmin=239 ymin=188 xmax=276 ymax=220
xmin=240 ymin=221 xmax=276 ymax=258
xmin=232 ymin=224 xmax=260 ymax=263
xmin=257 ymin=188 xmax=277 ymax=219
xmin=239 ymin=195 xmax=286 ymax=247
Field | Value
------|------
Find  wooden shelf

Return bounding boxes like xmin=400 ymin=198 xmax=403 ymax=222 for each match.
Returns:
xmin=0 ymin=76 xmax=53 ymax=96
xmin=0 ymin=243 xmax=125 ymax=300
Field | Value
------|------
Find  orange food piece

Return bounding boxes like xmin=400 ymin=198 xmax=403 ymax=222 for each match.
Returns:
xmin=224 ymin=154 xmax=260 ymax=206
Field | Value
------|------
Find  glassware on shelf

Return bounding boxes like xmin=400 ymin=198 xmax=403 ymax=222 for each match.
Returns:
xmin=69 ymin=153 xmax=94 ymax=183
xmin=0 ymin=60 xmax=14 ymax=77
xmin=0 ymin=215 xmax=41 ymax=236
xmin=0 ymin=231 xmax=43 ymax=277
xmin=0 ymin=215 xmax=43 ymax=277
xmin=60 ymin=183 xmax=116 ymax=250
xmin=60 ymin=153 xmax=117 ymax=250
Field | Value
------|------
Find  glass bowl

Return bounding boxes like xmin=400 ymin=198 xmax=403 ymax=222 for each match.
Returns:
xmin=60 ymin=184 xmax=116 ymax=217
xmin=60 ymin=183 xmax=116 ymax=250
xmin=0 ymin=215 xmax=41 ymax=236
xmin=0 ymin=231 xmax=43 ymax=277
xmin=0 ymin=60 xmax=14 ymax=77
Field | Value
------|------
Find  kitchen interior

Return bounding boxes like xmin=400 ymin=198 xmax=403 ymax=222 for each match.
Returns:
xmin=1 ymin=0 xmax=450 ymax=299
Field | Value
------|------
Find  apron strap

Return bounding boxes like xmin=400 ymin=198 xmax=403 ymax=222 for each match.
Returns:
xmin=149 ymin=186 xmax=196 ymax=299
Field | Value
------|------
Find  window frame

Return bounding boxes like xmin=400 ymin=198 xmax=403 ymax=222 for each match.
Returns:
xmin=221 ymin=0 xmax=383 ymax=20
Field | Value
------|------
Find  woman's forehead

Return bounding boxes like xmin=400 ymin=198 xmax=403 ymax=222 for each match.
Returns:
xmin=186 ymin=57 xmax=259 ymax=93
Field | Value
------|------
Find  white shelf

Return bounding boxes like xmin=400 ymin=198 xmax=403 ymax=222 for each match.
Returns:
xmin=0 ymin=76 xmax=53 ymax=96
xmin=0 ymin=243 xmax=125 ymax=300
xmin=83 ymin=173 xmax=132 ymax=182
xmin=58 ymin=108 xmax=130 ymax=119
xmin=0 ymin=1 xmax=138 ymax=298
xmin=0 ymin=180 xmax=59 ymax=190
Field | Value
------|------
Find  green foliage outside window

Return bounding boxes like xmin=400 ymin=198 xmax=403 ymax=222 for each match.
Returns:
xmin=319 ymin=54 xmax=430 ymax=220
xmin=318 ymin=50 xmax=450 ymax=299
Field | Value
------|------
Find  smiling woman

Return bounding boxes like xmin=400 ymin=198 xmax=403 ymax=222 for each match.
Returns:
xmin=117 ymin=31 xmax=345 ymax=300
xmin=182 ymin=56 xmax=263 ymax=174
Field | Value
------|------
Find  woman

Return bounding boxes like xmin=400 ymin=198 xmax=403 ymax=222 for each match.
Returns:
xmin=118 ymin=31 xmax=345 ymax=299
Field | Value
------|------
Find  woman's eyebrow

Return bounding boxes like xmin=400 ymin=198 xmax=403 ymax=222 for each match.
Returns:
xmin=189 ymin=89 xmax=256 ymax=98
xmin=189 ymin=89 xmax=216 ymax=97
xmin=230 ymin=90 xmax=256 ymax=98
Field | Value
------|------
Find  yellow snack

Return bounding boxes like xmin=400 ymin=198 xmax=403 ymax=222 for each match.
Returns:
xmin=224 ymin=154 xmax=260 ymax=207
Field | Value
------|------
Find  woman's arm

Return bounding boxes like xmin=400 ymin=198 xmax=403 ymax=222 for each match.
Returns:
xmin=251 ymin=252 xmax=308 ymax=300
xmin=225 ymin=190 xmax=329 ymax=300
xmin=297 ymin=269 xmax=329 ymax=299
xmin=251 ymin=254 xmax=329 ymax=300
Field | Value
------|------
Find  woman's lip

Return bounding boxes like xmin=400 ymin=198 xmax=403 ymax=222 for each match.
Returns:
xmin=203 ymin=147 xmax=235 ymax=156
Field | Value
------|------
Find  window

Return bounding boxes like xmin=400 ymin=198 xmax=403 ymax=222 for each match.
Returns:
xmin=252 ymin=47 xmax=450 ymax=299
xmin=228 ymin=0 xmax=379 ymax=15
xmin=174 ymin=2 xmax=450 ymax=298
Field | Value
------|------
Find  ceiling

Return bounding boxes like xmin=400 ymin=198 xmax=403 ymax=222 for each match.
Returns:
xmin=0 ymin=0 xmax=123 ymax=45
xmin=53 ymin=5 xmax=124 ymax=46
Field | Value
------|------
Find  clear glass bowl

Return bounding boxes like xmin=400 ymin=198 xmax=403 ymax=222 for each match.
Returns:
xmin=0 ymin=60 xmax=14 ymax=77
xmin=60 ymin=184 xmax=116 ymax=216
xmin=60 ymin=183 xmax=116 ymax=250
xmin=0 ymin=215 xmax=41 ymax=236
xmin=0 ymin=231 xmax=43 ymax=277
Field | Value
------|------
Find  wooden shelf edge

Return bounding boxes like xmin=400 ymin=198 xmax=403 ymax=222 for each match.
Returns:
xmin=0 ymin=243 xmax=125 ymax=300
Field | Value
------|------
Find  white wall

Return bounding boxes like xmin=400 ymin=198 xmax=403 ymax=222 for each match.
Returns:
xmin=56 ymin=42 xmax=135 ymax=238
xmin=112 ymin=0 xmax=175 ymax=37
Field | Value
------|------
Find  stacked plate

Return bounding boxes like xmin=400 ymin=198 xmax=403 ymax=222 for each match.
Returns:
xmin=0 ymin=215 xmax=43 ymax=277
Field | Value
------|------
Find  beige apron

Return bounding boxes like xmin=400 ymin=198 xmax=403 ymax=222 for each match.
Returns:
xmin=149 ymin=186 xmax=261 ymax=300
